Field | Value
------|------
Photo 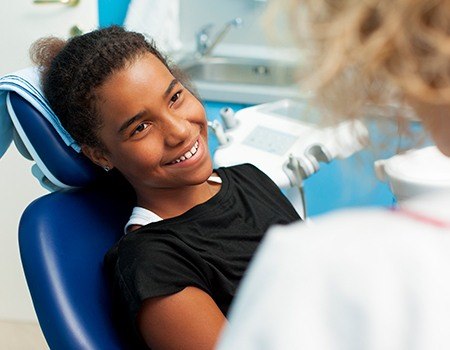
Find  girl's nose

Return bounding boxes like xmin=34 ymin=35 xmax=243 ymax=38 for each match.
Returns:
xmin=163 ymin=114 xmax=191 ymax=147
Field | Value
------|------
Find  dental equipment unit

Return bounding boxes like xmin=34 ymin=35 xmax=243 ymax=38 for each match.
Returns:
xmin=209 ymin=99 xmax=369 ymax=219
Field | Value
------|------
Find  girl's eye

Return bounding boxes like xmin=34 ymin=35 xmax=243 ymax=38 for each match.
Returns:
xmin=169 ymin=90 xmax=182 ymax=106
xmin=131 ymin=122 xmax=149 ymax=136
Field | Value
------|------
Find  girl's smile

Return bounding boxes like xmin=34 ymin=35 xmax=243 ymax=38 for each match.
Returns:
xmin=167 ymin=139 xmax=201 ymax=165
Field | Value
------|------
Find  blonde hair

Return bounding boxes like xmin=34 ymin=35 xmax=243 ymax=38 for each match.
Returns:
xmin=266 ymin=0 xmax=450 ymax=123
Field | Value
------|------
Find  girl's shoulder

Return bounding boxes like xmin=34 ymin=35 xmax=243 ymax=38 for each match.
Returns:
xmin=219 ymin=163 xmax=260 ymax=174
xmin=219 ymin=163 xmax=273 ymax=185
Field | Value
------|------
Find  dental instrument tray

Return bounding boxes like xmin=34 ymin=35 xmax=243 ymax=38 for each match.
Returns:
xmin=213 ymin=99 xmax=368 ymax=190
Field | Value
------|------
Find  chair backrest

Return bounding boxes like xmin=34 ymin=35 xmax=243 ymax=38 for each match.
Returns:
xmin=7 ymin=91 xmax=102 ymax=189
xmin=20 ymin=185 xmax=134 ymax=349
xmin=8 ymin=91 xmax=135 ymax=349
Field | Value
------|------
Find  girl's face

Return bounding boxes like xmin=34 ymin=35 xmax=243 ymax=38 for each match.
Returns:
xmin=90 ymin=53 xmax=213 ymax=193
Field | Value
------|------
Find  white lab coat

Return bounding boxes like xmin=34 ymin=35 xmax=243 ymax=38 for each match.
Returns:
xmin=218 ymin=192 xmax=450 ymax=350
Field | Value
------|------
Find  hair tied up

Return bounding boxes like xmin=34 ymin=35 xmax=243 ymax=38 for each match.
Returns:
xmin=29 ymin=36 xmax=67 ymax=78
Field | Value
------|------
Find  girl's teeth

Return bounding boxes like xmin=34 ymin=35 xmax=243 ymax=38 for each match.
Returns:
xmin=171 ymin=140 xmax=200 ymax=164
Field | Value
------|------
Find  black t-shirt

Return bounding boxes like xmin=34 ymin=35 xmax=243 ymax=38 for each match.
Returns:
xmin=105 ymin=164 xmax=300 ymax=343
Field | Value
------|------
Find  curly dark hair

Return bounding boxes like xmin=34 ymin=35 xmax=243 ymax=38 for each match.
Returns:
xmin=30 ymin=25 xmax=195 ymax=150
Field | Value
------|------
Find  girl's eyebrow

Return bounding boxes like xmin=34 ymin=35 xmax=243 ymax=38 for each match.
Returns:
xmin=118 ymin=79 xmax=179 ymax=134
xmin=164 ymin=79 xmax=179 ymax=98
xmin=118 ymin=111 xmax=144 ymax=134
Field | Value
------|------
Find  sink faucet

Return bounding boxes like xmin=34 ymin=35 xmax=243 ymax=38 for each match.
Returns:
xmin=196 ymin=17 xmax=243 ymax=57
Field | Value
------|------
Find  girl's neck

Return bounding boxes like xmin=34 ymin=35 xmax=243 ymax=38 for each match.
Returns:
xmin=135 ymin=179 xmax=221 ymax=219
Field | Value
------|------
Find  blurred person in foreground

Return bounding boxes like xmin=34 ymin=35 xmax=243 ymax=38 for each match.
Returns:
xmin=218 ymin=1 xmax=450 ymax=349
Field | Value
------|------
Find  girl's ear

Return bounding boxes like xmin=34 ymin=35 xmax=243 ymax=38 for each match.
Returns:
xmin=81 ymin=144 xmax=113 ymax=171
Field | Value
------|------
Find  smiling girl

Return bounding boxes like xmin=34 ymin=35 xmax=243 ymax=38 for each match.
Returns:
xmin=31 ymin=26 xmax=300 ymax=349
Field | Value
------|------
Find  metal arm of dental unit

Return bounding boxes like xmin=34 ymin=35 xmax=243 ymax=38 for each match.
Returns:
xmin=283 ymin=145 xmax=334 ymax=219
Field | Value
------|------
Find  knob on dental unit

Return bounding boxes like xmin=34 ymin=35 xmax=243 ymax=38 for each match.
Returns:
xmin=220 ymin=107 xmax=237 ymax=129
xmin=208 ymin=120 xmax=229 ymax=146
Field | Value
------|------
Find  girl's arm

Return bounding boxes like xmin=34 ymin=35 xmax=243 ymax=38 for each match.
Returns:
xmin=137 ymin=286 xmax=227 ymax=350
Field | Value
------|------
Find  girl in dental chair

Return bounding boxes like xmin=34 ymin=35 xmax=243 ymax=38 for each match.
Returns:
xmin=30 ymin=25 xmax=300 ymax=349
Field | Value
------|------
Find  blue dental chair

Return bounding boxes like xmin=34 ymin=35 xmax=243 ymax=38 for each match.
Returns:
xmin=7 ymin=91 xmax=135 ymax=349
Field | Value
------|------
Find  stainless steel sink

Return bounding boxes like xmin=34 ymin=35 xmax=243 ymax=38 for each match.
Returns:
xmin=179 ymin=56 xmax=297 ymax=87
xmin=177 ymin=55 xmax=301 ymax=104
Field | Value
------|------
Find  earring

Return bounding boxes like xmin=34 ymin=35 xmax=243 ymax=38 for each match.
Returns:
xmin=103 ymin=165 xmax=110 ymax=172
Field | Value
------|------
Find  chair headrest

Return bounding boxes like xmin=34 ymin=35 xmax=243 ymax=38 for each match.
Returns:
xmin=7 ymin=91 xmax=103 ymax=190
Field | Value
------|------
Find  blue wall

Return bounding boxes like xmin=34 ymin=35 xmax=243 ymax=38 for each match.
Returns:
xmin=98 ymin=0 xmax=130 ymax=27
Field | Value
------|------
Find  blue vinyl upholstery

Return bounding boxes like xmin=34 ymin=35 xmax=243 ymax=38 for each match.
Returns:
xmin=20 ymin=185 xmax=134 ymax=349
xmin=9 ymin=92 xmax=136 ymax=349
xmin=8 ymin=92 xmax=102 ymax=188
